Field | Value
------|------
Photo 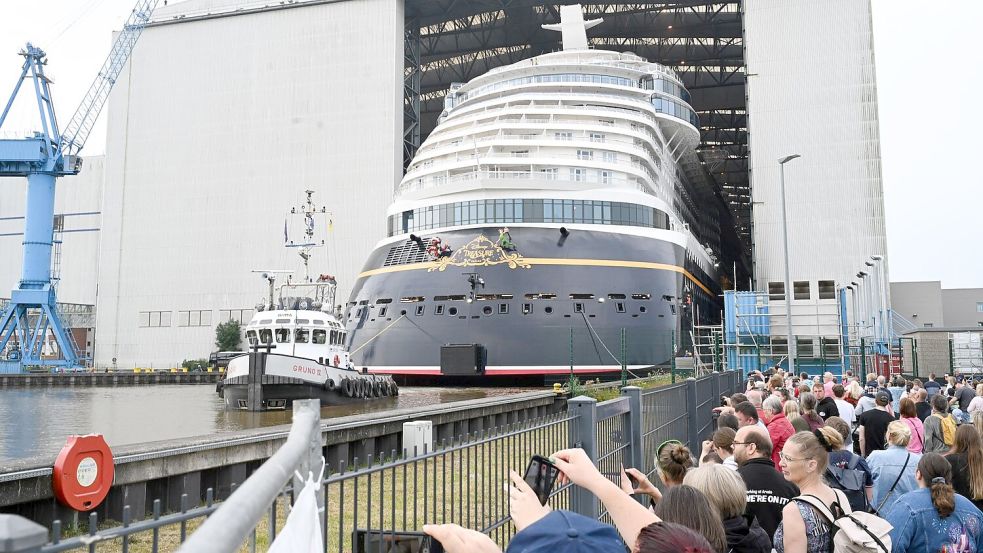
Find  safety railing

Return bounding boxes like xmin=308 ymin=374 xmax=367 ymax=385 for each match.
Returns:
xmin=0 ymin=372 xmax=737 ymax=553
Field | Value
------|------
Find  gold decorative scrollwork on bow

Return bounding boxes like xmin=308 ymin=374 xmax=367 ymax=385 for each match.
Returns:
xmin=428 ymin=235 xmax=532 ymax=272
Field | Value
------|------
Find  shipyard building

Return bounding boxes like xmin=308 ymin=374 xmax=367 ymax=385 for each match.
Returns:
xmin=0 ymin=0 xmax=889 ymax=367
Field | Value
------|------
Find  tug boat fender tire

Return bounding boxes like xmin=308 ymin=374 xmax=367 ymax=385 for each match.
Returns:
xmin=341 ymin=378 xmax=354 ymax=398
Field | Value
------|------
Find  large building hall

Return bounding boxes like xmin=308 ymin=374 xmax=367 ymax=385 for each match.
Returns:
xmin=0 ymin=0 xmax=887 ymax=367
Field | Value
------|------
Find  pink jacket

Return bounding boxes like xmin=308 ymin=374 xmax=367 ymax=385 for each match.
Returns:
xmin=901 ymin=416 xmax=925 ymax=453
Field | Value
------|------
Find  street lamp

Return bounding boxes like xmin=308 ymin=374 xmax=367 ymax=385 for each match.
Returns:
xmin=778 ymin=154 xmax=801 ymax=373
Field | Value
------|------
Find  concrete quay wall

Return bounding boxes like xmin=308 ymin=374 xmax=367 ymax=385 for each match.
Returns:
xmin=0 ymin=390 xmax=563 ymax=527
xmin=0 ymin=372 xmax=222 ymax=387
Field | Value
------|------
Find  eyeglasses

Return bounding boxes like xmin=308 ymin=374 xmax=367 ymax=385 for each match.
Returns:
xmin=779 ymin=452 xmax=813 ymax=463
xmin=731 ymin=441 xmax=752 ymax=446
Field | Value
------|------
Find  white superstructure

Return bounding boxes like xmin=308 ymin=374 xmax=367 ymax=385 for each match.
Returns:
xmin=387 ymin=19 xmax=716 ymax=276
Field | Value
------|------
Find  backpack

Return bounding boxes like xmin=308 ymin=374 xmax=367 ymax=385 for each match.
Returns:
xmin=824 ymin=454 xmax=869 ymax=513
xmin=933 ymin=412 xmax=956 ymax=445
xmin=795 ymin=490 xmax=892 ymax=553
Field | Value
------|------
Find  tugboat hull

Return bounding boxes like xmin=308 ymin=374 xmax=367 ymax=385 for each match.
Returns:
xmin=220 ymin=353 xmax=397 ymax=411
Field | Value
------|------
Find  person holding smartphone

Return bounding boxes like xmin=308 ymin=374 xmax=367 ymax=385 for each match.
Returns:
xmin=424 ymin=453 xmax=629 ymax=553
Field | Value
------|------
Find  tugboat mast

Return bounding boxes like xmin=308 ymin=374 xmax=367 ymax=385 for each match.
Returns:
xmin=287 ymin=189 xmax=330 ymax=283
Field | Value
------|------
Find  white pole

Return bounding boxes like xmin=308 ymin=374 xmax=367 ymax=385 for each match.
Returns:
xmin=779 ymin=161 xmax=795 ymax=374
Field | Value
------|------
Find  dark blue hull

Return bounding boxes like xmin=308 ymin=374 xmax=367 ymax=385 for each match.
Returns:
xmin=344 ymin=226 xmax=719 ymax=383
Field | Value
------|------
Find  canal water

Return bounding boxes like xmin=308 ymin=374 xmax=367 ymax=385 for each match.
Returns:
xmin=0 ymin=385 xmax=529 ymax=464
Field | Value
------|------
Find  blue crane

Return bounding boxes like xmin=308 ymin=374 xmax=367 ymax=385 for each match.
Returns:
xmin=0 ymin=0 xmax=160 ymax=371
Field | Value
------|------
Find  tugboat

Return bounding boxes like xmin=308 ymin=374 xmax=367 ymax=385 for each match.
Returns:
xmin=219 ymin=191 xmax=397 ymax=410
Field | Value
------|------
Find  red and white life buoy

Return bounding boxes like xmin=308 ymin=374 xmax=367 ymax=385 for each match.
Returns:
xmin=333 ymin=354 xmax=340 ymax=367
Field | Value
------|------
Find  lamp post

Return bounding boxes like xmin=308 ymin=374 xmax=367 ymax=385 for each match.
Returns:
xmin=778 ymin=154 xmax=801 ymax=373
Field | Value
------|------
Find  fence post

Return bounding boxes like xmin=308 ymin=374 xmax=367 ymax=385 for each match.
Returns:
xmin=0 ymin=514 xmax=47 ymax=553
xmin=290 ymin=399 xmax=324 ymax=545
xmin=621 ymin=386 xmax=645 ymax=504
xmin=567 ymin=395 xmax=599 ymax=518
xmin=710 ymin=371 xmax=720 ymax=407
xmin=685 ymin=377 xmax=699 ymax=449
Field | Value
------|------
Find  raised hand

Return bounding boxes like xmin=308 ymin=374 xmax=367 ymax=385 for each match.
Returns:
xmin=508 ymin=470 xmax=551 ymax=532
xmin=422 ymin=524 xmax=502 ymax=553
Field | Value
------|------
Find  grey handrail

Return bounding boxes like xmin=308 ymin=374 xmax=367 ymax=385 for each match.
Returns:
xmin=178 ymin=399 xmax=322 ymax=553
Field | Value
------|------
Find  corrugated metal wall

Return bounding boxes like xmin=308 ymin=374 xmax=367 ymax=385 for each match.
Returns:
xmin=744 ymin=0 xmax=888 ymax=335
xmin=0 ymin=157 xmax=104 ymax=306
xmin=94 ymin=0 xmax=403 ymax=367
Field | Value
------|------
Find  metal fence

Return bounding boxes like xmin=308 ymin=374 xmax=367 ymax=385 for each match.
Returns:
xmin=0 ymin=371 xmax=738 ymax=553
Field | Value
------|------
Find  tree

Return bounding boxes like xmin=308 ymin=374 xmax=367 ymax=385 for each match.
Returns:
xmin=215 ymin=320 xmax=242 ymax=351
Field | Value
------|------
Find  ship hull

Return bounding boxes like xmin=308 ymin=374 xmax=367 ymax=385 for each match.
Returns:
xmin=219 ymin=353 xmax=397 ymax=410
xmin=345 ymin=226 xmax=719 ymax=384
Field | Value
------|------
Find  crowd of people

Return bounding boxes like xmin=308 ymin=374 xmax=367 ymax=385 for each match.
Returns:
xmin=421 ymin=369 xmax=983 ymax=553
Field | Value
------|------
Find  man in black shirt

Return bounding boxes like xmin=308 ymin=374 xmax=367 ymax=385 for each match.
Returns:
xmin=812 ymin=382 xmax=840 ymax=420
xmin=914 ymin=387 xmax=933 ymax=421
xmin=734 ymin=425 xmax=799 ymax=536
xmin=857 ymin=390 xmax=895 ymax=456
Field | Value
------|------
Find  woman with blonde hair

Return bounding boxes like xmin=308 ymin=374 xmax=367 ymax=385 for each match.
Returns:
xmin=684 ymin=465 xmax=771 ymax=553
xmin=623 ymin=441 xmax=693 ymax=505
xmin=773 ymin=432 xmax=842 ymax=552
xmin=846 ymin=381 xmax=864 ymax=406
xmin=973 ymin=410 xmax=983 ymax=442
xmin=967 ymin=383 xmax=983 ymax=416
xmin=783 ymin=398 xmax=801 ymax=419
xmin=867 ymin=420 xmax=921 ymax=514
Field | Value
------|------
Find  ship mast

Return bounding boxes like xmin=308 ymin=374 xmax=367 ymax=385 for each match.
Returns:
xmin=286 ymin=190 xmax=329 ymax=283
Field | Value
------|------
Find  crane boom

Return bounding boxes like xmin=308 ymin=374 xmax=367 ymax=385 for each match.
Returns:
xmin=0 ymin=0 xmax=160 ymax=371
xmin=59 ymin=0 xmax=159 ymax=158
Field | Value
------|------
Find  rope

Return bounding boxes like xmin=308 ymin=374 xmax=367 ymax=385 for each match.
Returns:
xmin=350 ymin=314 xmax=406 ymax=355
xmin=579 ymin=313 xmax=644 ymax=380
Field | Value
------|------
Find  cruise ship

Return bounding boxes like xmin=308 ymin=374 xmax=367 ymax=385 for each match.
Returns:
xmin=345 ymin=5 xmax=721 ymax=383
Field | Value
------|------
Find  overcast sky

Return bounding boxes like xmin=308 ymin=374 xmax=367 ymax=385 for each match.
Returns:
xmin=1 ymin=0 xmax=980 ymax=288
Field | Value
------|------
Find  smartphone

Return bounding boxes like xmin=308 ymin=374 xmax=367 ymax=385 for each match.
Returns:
xmin=523 ymin=455 xmax=559 ymax=505
xmin=355 ymin=530 xmax=444 ymax=553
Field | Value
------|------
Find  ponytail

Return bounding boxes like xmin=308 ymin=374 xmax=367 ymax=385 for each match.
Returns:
xmin=919 ymin=453 xmax=955 ymax=518
xmin=930 ymin=479 xmax=956 ymax=518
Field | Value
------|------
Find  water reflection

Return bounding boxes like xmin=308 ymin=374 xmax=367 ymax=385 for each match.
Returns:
xmin=0 ymin=385 xmax=528 ymax=463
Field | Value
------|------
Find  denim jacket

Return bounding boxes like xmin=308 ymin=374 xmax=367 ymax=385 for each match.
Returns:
xmin=885 ymin=488 xmax=983 ymax=552
xmin=866 ymin=445 xmax=920 ymax=514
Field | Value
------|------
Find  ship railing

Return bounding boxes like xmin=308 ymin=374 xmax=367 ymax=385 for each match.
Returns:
xmin=417 ymin=130 xmax=661 ymax=157
xmin=0 ymin=372 xmax=741 ymax=552
xmin=0 ymin=399 xmax=323 ymax=553
xmin=396 ymin=169 xmax=665 ymax=201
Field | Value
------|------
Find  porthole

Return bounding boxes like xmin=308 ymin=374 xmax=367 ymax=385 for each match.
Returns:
xmin=448 ymin=307 xmax=458 ymax=316
xmin=400 ymin=310 xmax=407 ymax=316
xmin=639 ymin=306 xmax=647 ymax=313
xmin=544 ymin=306 xmax=553 ymax=314
xmin=482 ymin=306 xmax=493 ymax=315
